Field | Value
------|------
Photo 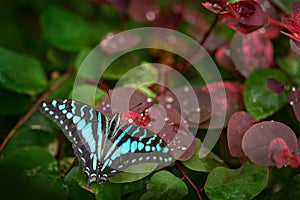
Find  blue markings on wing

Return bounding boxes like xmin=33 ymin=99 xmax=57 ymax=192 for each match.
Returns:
xmin=104 ymin=125 xmax=133 ymax=160
xmin=58 ymin=104 xmax=66 ymax=110
xmin=145 ymin=145 xmax=151 ymax=152
xmin=156 ymin=143 xmax=162 ymax=151
xmin=89 ymin=108 xmax=94 ymax=120
xmin=81 ymin=123 xmax=95 ymax=152
xmin=80 ymin=105 xmax=87 ymax=117
xmin=66 ymin=112 xmax=73 ymax=119
xmin=73 ymin=116 xmax=81 ymax=123
xmin=162 ymin=147 xmax=169 ymax=153
xmin=131 ymin=127 xmax=140 ymax=137
xmin=120 ymin=138 xmax=131 ymax=154
xmin=138 ymin=142 xmax=144 ymax=151
xmin=146 ymin=136 xmax=156 ymax=145
xmin=77 ymin=119 xmax=86 ymax=130
xmin=131 ymin=141 xmax=138 ymax=152
xmin=97 ymin=113 xmax=103 ymax=159
xmin=52 ymin=100 xmax=57 ymax=107
xmin=139 ymin=129 xmax=148 ymax=141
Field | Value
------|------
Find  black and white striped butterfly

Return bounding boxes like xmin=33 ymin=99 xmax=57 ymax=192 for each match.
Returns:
xmin=39 ymin=99 xmax=173 ymax=185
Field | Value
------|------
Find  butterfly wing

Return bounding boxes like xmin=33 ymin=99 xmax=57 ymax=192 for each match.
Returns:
xmin=39 ymin=99 xmax=114 ymax=184
xmin=39 ymin=99 xmax=174 ymax=185
xmin=99 ymin=122 xmax=174 ymax=176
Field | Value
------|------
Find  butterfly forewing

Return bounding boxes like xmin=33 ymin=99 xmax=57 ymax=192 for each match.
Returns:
xmin=39 ymin=99 xmax=174 ymax=185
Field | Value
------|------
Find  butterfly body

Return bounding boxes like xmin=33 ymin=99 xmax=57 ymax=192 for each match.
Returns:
xmin=39 ymin=99 xmax=173 ymax=185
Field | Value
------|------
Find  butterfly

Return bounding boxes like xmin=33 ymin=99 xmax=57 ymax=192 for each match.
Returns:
xmin=39 ymin=99 xmax=173 ymax=186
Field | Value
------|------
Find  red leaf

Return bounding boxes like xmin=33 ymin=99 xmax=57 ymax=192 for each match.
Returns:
xmin=281 ymin=3 xmax=300 ymax=41
xmin=269 ymin=138 xmax=290 ymax=168
xmin=227 ymin=111 xmax=256 ymax=157
xmin=96 ymin=87 xmax=152 ymax=118
xmin=230 ymin=31 xmax=273 ymax=77
xmin=157 ymin=86 xmax=212 ymax=126
xmin=242 ymin=121 xmax=298 ymax=166
xmin=222 ymin=0 xmax=269 ymax=34
xmin=290 ymin=152 xmax=300 ymax=168
xmin=201 ymin=0 xmax=230 ymax=14
xmin=199 ymin=81 xmax=244 ymax=129
xmin=291 ymin=2 xmax=300 ymax=20
xmin=147 ymin=106 xmax=195 ymax=161
xmin=287 ymin=87 xmax=300 ymax=123
xmin=215 ymin=45 xmax=235 ymax=71
xmin=265 ymin=78 xmax=285 ymax=94
xmin=282 ymin=18 xmax=300 ymax=34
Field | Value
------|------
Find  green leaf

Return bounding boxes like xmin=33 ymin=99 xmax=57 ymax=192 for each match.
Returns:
xmin=2 ymin=126 xmax=57 ymax=156
xmin=243 ymin=68 xmax=289 ymax=120
xmin=48 ymin=75 xmax=75 ymax=99
xmin=140 ymin=171 xmax=188 ymax=200
xmin=182 ymin=139 xmax=225 ymax=172
xmin=118 ymin=62 xmax=159 ymax=88
xmin=204 ymin=161 xmax=269 ymax=200
xmin=69 ymin=84 xmax=107 ymax=106
xmin=0 ymin=146 xmax=60 ymax=199
xmin=40 ymin=7 xmax=91 ymax=51
xmin=0 ymin=146 xmax=58 ymax=176
xmin=64 ymin=166 xmax=96 ymax=200
xmin=120 ymin=177 xmax=149 ymax=195
xmin=0 ymin=87 xmax=32 ymax=115
xmin=277 ymin=56 xmax=300 ymax=77
xmin=109 ymin=163 xmax=157 ymax=183
xmin=277 ymin=55 xmax=300 ymax=87
xmin=94 ymin=182 xmax=121 ymax=200
xmin=102 ymin=52 xmax=141 ymax=80
xmin=273 ymin=174 xmax=300 ymax=200
xmin=0 ymin=47 xmax=47 ymax=95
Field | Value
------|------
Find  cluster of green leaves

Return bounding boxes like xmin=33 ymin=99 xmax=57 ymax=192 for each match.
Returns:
xmin=0 ymin=0 xmax=299 ymax=200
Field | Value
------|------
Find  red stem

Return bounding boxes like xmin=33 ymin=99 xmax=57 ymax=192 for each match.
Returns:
xmin=175 ymin=161 xmax=203 ymax=200
xmin=174 ymin=14 xmax=220 ymax=71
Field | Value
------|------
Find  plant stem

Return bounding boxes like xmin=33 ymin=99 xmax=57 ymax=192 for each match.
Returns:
xmin=200 ymin=14 xmax=220 ymax=46
xmin=174 ymin=14 xmax=220 ymax=71
xmin=0 ymin=69 xmax=74 ymax=153
xmin=175 ymin=161 xmax=203 ymax=200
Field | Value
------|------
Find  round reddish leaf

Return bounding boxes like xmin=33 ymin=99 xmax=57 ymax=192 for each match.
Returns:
xmin=265 ymin=78 xmax=285 ymax=94
xmin=287 ymin=87 xmax=300 ymax=123
xmin=101 ymin=32 xmax=141 ymax=54
xmin=96 ymin=87 xmax=152 ymax=118
xmin=242 ymin=121 xmax=298 ymax=166
xmin=215 ymin=45 xmax=235 ymax=71
xmin=227 ymin=111 xmax=256 ymax=157
xmin=230 ymin=31 xmax=273 ymax=77
xmin=199 ymin=81 xmax=244 ymax=129
xmin=231 ymin=0 xmax=269 ymax=27
xmin=157 ymin=86 xmax=212 ymax=126
xmin=146 ymin=106 xmax=196 ymax=161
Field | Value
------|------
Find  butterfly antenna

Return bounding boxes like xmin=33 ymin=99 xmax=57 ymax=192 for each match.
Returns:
xmin=129 ymin=102 xmax=143 ymax=111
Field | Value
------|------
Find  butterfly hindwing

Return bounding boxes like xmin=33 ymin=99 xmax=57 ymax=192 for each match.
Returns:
xmin=99 ymin=122 xmax=173 ymax=173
